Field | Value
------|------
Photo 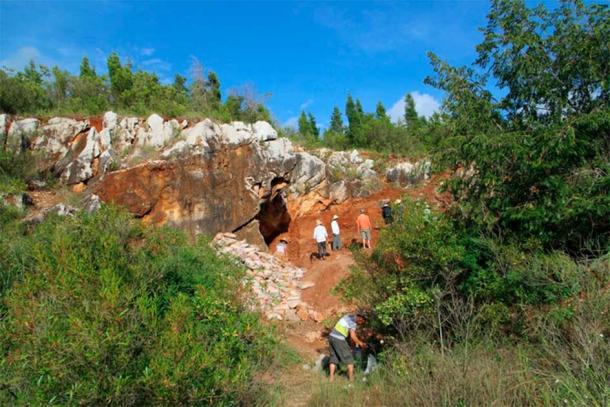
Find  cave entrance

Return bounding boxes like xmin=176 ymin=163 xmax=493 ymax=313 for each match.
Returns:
xmin=257 ymin=177 xmax=291 ymax=245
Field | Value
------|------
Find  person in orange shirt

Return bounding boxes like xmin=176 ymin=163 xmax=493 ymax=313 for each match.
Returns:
xmin=356 ymin=209 xmax=372 ymax=249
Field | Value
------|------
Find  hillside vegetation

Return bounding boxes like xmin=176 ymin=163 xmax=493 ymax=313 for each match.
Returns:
xmin=0 ymin=206 xmax=281 ymax=405
xmin=0 ymin=0 xmax=608 ymax=406
xmin=328 ymin=1 xmax=609 ymax=405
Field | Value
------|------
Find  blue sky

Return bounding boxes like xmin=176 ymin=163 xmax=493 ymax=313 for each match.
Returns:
xmin=1 ymin=1 xmax=524 ymax=127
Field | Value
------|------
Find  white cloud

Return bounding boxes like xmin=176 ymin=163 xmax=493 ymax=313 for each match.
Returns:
xmin=0 ymin=46 xmax=44 ymax=70
xmin=299 ymin=98 xmax=314 ymax=110
xmin=140 ymin=47 xmax=155 ymax=56
xmin=141 ymin=58 xmax=171 ymax=72
xmin=282 ymin=116 xmax=299 ymax=128
xmin=388 ymin=91 xmax=441 ymax=123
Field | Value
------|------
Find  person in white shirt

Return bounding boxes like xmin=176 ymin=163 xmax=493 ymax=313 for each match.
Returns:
xmin=330 ymin=214 xmax=341 ymax=250
xmin=275 ymin=239 xmax=287 ymax=257
xmin=313 ymin=219 xmax=328 ymax=260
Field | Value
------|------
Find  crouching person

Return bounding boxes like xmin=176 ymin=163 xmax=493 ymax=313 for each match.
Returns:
xmin=328 ymin=312 xmax=367 ymax=382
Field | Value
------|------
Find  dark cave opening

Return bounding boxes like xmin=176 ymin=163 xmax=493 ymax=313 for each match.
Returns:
xmin=257 ymin=178 xmax=291 ymax=245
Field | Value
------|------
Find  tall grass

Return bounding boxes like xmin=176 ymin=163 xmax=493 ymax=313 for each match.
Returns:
xmin=0 ymin=206 xmax=279 ymax=405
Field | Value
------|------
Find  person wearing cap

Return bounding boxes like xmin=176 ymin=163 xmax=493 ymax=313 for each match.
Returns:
xmin=356 ymin=209 xmax=372 ymax=249
xmin=313 ymin=219 xmax=328 ymax=260
xmin=381 ymin=201 xmax=393 ymax=224
xmin=328 ymin=313 xmax=367 ymax=382
xmin=330 ymin=214 xmax=341 ymax=251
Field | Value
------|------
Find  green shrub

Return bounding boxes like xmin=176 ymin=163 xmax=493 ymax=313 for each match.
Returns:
xmin=338 ymin=199 xmax=586 ymax=340
xmin=0 ymin=206 xmax=276 ymax=405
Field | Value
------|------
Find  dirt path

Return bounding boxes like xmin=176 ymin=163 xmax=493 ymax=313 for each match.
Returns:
xmin=267 ymin=176 xmax=449 ymax=405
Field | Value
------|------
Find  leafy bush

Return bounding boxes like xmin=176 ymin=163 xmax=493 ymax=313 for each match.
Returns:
xmin=0 ymin=206 xmax=276 ymax=405
xmin=444 ymin=111 xmax=610 ymax=253
xmin=338 ymin=200 xmax=585 ymax=339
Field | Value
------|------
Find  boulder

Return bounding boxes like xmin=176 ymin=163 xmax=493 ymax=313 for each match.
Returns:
xmin=252 ymin=121 xmax=278 ymax=142
xmin=103 ymin=111 xmax=118 ymax=130
xmin=32 ymin=118 xmax=90 ymax=163
xmin=0 ymin=114 xmax=8 ymax=147
xmin=161 ymin=140 xmax=189 ymax=159
xmin=221 ymin=121 xmax=254 ymax=146
xmin=95 ymin=142 xmax=274 ymax=236
xmin=60 ymin=128 xmax=101 ymax=184
xmin=181 ymin=119 xmax=219 ymax=150
xmin=357 ymin=159 xmax=377 ymax=180
xmin=329 ymin=180 xmax=349 ymax=203
xmin=386 ymin=160 xmax=431 ymax=186
xmin=290 ymin=152 xmax=326 ymax=194
xmin=6 ymin=118 xmax=39 ymax=151
xmin=115 ymin=117 xmax=139 ymax=150
xmin=99 ymin=148 xmax=119 ymax=173
xmin=84 ymin=194 xmax=102 ymax=213
xmin=137 ymin=114 xmax=179 ymax=147
xmin=264 ymin=137 xmax=297 ymax=172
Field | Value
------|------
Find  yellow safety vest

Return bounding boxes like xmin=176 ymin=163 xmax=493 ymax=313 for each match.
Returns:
xmin=333 ymin=317 xmax=351 ymax=337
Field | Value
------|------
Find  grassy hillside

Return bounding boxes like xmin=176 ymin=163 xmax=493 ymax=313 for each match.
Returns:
xmin=0 ymin=205 xmax=281 ymax=405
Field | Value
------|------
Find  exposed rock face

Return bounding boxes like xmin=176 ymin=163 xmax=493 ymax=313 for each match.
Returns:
xmin=290 ymin=153 xmax=326 ymax=194
xmin=136 ymin=114 xmax=180 ymax=147
xmin=329 ymin=180 xmax=349 ymax=203
xmin=325 ymin=149 xmax=379 ymax=199
xmin=6 ymin=118 xmax=39 ymax=151
xmin=33 ymin=118 xmax=90 ymax=170
xmin=252 ymin=120 xmax=278 ymax=142
xmin=60 ymin=128 xmax=102 ymax=184
xmin=0 ymin=114 xmax=8 ymax=148
xmin=386 ymin=160 xmax=431 ymax=186
xmin=3 ymin=113 xmax=431 ymax=248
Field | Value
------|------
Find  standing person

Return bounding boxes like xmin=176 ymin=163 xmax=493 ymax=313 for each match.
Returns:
xmin=328 ymin=313 xmax=368 ymax=382
xmin=381 ymin=202 xmax=393 ymax=225
xmin=313 ymin=219 xmax=328 ymax=260
xmin=356 ymin=209 xmax=372 ymax=249
xmin=330 ymin=214 xmax=341 ymax=250
xmin=275 ymin=239 xmax=288 ymax=257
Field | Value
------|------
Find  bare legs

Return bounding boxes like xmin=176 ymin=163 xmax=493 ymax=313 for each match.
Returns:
xmin=329 ymin=363 xmax=354 ymax=382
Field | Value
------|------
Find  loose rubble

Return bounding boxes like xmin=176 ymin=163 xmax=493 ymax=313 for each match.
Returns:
xmin=212 ymin=232 xmax=318 ymax=321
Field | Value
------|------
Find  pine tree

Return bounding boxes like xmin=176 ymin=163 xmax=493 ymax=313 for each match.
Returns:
xmin=107 ymin=53 xmax=133 ymax=105
xmin=375 ymin=101 xmax=387 ymax=120
xmin=173 ymin=74 xmax=187 ymax=95
xmin=404 ymin=93 xmax=419 ymax=127
xmin=307 ymin=113 xmax=319 ymax=139
xmin=329 ymin=106 xmax=344 ymax=133
xmin=298 ymin=111 xmax=310 ymax=136
xmin=79 ymin=57 xmax=96 ymax=79
xmin=207 ymin=71 xmax=221 ymax=106
xmin=345 ymin=95 xmax=359 ymax=145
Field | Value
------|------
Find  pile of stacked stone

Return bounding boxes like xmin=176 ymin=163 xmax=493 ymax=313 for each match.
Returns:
xmin=212 ymin=232 xmax=317 ymax=321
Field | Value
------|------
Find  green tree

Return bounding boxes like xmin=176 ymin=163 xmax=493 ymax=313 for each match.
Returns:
xmin=307 ymin=112 xmax=319 ymax=139
xmin=375 ymin=101 xmax=388 ymax=121
xmin=107 ymin=52 xmax=133 ymax=106
xmin=404 ymin=93 xmax=419 ymax=127
xmin=345 ymin=94 xmax=364 ymax=146
xmin=50 ymin=66 xmax=70 ymax=106
xmin=476 ymin=0 xmax=610 ymax=126
xmin=207 ymin=71 xmax=221 ymax=107
xmin=79 ymin=57 xmax=96 ymax=79
xmin=298 ymin=111 xmax=308 ymax=134
xmin=329 ymin=106 xmax=344 ymax=134
xmin=425 ymin=52 xmax=501 ymax=136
